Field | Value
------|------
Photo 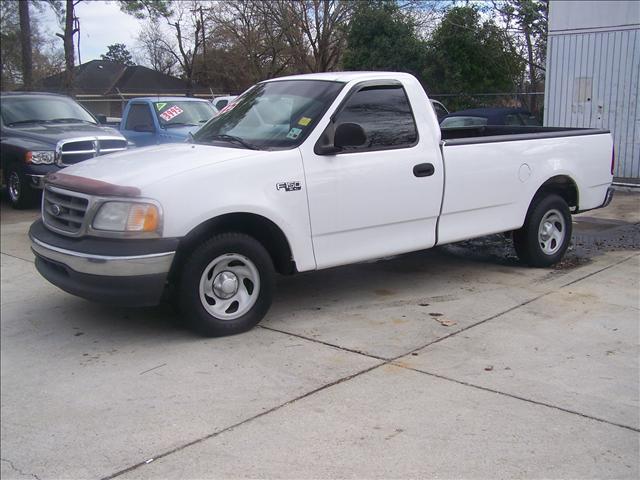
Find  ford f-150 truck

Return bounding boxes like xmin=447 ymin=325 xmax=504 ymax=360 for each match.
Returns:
xmin=1 ymin=92 xmax=127 ymax=208
xmin=29 ymin=72 xmax=615 ymax=337
xmin=119 ymin=97 xmax=217 ymax=147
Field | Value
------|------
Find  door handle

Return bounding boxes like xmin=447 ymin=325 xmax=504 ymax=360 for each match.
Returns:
xmin=413 ymin=163 xmax=435 ymax=177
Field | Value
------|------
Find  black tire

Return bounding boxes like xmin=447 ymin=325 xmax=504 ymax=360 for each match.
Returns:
xmin=179 ymin=232 xmax=275 ymax=337
xmin=514 ymin=193 xmax=572 ymax=267
xmin=5 ymin=164 xmax=36 ymax=209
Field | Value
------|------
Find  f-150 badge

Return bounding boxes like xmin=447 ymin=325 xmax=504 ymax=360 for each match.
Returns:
xmin=276 ymin=181 xmax=302 ymax=192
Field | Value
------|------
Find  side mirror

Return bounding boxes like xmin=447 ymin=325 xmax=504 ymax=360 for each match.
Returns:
xmin=334 ymin=122 xmax=366 ymax=149
xmin=133 ymin=124 xmax=155 ymax=133
xmin=96 ymin=114 xmax=108 ymax=125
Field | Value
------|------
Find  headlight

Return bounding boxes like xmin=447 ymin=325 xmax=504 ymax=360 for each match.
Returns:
xmin=92 ymin=201 xmax=160 ymax=233
xmin=26 ymin=151 xmax=55 ymax=164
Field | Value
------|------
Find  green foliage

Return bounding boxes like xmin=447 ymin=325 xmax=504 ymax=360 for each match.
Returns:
xmin=423 ymin=5 xmax=525 ymax=109
xmin=117 ymin=0 xmax=172 ymax=20
xmin=343 ymin=0 xmax=426 ymax=74
xmin=1 ymin=0 xmax=64 ymax=90
xmin=101 ymin=43 xmax=135 ymax=66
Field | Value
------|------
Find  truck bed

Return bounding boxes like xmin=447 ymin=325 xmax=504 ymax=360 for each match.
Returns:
xmin=441 ymin=125 xmax=610 ymax=145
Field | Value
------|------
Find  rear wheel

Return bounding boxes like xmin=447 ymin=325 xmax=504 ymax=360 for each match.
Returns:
xmin=179 ymin=233 xmax=275 ymax=336
xmin=514 ymin=194 xmax=572 ymax=267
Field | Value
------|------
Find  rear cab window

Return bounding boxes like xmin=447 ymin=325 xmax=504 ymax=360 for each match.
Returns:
xmin=440 ymin=116 xmax=489 ymax=128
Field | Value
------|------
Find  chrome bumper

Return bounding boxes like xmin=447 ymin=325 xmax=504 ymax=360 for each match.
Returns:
xmin=26 ymin=174 xmax=45 ymax=189
xmin=31 ymin=237 xmax=175 ymax=277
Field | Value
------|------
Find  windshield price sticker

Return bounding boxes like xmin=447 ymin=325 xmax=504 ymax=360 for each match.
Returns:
xmin=159 ymin=105 xmax=184 ymax=122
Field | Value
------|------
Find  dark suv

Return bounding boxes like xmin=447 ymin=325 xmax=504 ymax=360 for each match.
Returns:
xmin=1 ymin=92 xmax=127 ymax=208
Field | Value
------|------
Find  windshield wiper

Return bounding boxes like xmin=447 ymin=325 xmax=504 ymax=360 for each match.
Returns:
xmin=49 ymin=117 xmax=95 ymax=124
xmin=7 ymin=119 xmax=47 ymax=126
xmin=208 ymin=134 xmax=259 ymax=150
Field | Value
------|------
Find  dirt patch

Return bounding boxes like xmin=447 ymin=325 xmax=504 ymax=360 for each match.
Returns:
xmin=440 ymin=217 xmax=639 ymax=271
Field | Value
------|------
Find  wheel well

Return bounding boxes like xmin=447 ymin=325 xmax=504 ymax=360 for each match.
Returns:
xmin=535 ymin=175 xmax=579 ymax=212
xmin=170 ymin=213 xmax=296 ymax=280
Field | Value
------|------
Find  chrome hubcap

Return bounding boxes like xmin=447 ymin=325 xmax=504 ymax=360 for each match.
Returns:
xmin=212 ymin=271 xmax=239 ymax=299
xmin=8 ymin=172 xmax=20 ymax=202
xmin=199 ymin=253 xmax=260 ymax=320
xmin=538 ymin=209 xmax=566 ymax=255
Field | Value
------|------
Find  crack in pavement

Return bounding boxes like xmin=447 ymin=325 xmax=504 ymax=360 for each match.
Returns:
xmin=0 ymin=252 xmax=34 ymax=264
xmin=397 ymin=365 xmax=640 ymax=433
xmin=101 ymin=251 xmax=639 ymax=479
xmin=1 ymin=458 xmax=41 ymax=480
xmin=100 ymin=363 xmax=383 ymax=480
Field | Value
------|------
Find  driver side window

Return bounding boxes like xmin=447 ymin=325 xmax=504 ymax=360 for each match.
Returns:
xmin=125 ymin=104 xmax=154 ymax=130
xmin=334 ymin=85 xmax=418 ymax=152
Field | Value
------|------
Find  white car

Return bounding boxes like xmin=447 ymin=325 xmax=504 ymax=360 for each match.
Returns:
xmin=30 ymin=72 xmax=615 ymax=336
xmin=211 ymin=95 xmax=237 ymax=111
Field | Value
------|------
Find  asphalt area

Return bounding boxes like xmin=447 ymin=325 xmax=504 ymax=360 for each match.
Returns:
xmin=1 ymin=190 xmax=638 ymax=479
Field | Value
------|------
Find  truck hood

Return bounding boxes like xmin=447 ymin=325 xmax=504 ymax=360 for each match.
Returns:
xmin=57 ymin=143 xmax=261 ymax=191
xmin=5 ymin=123 xmax=124 ymax=146
xmin=161 ymin=124 xmax=203 ymax=139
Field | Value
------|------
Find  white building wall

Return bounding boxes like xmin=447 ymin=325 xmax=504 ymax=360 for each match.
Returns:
xmin=544 ymin=1 xmax=640 ymax=180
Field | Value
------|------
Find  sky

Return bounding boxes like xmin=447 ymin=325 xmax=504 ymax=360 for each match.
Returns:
xmin=40 ymin=1 xmax=143 ymax=64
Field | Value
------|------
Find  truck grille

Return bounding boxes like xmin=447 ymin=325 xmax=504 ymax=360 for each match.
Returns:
xmin=42 ymin=186 xmax=90 ymax=236
xmin=57 ymin=137 xmax=127 ymax=166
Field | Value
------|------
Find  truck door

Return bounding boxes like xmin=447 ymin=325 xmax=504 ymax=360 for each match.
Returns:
xmin=121 ymin=103 xmax=157 ymax=147
xmin=301 ymin=82 xmax=444 ymax=269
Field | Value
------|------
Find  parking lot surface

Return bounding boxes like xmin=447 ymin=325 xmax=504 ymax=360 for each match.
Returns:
xmin=1 ymin=191 xmax=639 ymax=479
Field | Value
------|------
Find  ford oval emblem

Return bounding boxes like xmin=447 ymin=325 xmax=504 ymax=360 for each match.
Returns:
xmin=51 ymin=204 xmax=62 ymax=216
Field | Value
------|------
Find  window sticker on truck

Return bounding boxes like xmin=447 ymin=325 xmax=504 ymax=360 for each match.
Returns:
xmin=298 ymin=117 xmax=312 ymax=126
xmin=159 ymin=106 xmax=184 ymax=122
xmin=155 ymin=102 xmax=167 ymax=111
xmin=286 ymin=127 xmax=302 ymax=140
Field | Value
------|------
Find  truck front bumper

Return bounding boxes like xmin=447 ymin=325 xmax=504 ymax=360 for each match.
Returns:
xmin=29 ymin=220 xmax=177 ymax=307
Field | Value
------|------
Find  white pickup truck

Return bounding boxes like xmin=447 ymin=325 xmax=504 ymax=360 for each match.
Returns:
xmin=29 ymin=72 xmax=615 ymax=336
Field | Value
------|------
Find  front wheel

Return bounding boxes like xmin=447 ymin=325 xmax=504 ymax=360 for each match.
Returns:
xmin=513 ymin=194 xmax=572 ymax=267
xmin=179 ymin=233 xmax=275 ymax=337
xmin=5 ymin=165 xmax=36 ymax=209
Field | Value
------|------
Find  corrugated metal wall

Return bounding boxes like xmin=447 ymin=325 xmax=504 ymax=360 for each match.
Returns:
xmin=544 ymin=28 xmax=640 ymax=180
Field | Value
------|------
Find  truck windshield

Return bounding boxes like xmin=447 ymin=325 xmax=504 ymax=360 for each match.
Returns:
xmin=192 ymin=80 xmax=345 ymax=150
xmin=1 ymin=96 xmax=97 ymax=126
xmin=154 ymin=101 xmax=217 ymax=128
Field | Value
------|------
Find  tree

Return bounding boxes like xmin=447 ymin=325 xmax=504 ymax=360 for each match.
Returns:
xmin=19 ymin=0 xmax=33 ymax=90
xmin=343 ymin=0 xmax=426 ymax=74
xmin=1 ymin=0 xmax=64 ymax=90
xmin=424 ymin=5 xmax=524 ymax=109
xmin=262 ymin=0 xmax=353 ymax=73
xmin=119 ymin=0 xmax=203 ymax=88
xmin=136 ymin=19 xmax=177 ymax=75
xmin=207 ymin=0 xmax=291 ymax=84
xmin=101 ymin=43 xmax=135 ymax=66
xmin=48 ymin=0 xmax=82 ymax=93
xmin=492 ymin=0 xmax=548 ymax=113
xmin=118 ymin=0 xmax=172 ymax=19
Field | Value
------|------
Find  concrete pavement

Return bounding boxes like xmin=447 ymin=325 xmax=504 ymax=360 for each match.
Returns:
xmin=1 ymin=192 xmax=638 ymax=479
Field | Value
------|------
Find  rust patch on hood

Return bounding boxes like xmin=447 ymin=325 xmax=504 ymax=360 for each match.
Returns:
xmin=45 ymin=172 xmax=141 ymax=197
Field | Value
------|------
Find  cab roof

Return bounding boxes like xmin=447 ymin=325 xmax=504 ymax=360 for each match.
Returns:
xmin=264 ymin=71 xmax=419 ymax=84
xmin=129 ymin=96 xmax=211 ymax=103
